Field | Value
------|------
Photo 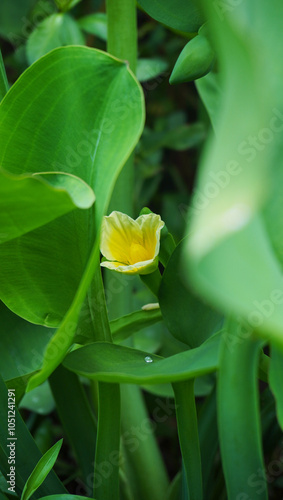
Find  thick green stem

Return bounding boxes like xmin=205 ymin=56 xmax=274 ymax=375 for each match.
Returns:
xmin=94 ymin=383 xmax=121 ymax=500
xmin=49 ymin=365 xmax=97 ymax=493
xmin=120 ymin=385 xmax=169 ymax=500
xmin=218 ymin=319 xmax=267 ymax=500
xmin=106 ymin=0 xmax=138 ymax=319
xmin=173 ymin=380 xmax=203 ymax=500
xmin=106 ymin=0 xmax=137 ymax=73
xmin=88 ymin=264 xmax=112 ymax=342
xmin=106 ymin=0 xmax=137 ymax=220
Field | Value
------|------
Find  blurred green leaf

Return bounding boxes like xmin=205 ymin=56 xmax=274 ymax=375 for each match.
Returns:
xmin=159 ymin=241 xmax=222 ymax=347
xmin=26 ymin=13 xmax=85 ymax=64
xmin=137 ymin=0 xmax=204 ymax=33
xmin=269 ymin=344 xmax=283 ymax=430
xmin=184 ymin=217 xmax=283 ymax=346
xmin=183 ymin=1 xmax=283 ymax=348
xmin=136 ymin=58 xmax=168 ymax=82
xmin=19 ymin=382 xmax=55 ymax=415
xmin=63 ymin=331 xmax=221 ymax=384
xmin=140 ymin=122 xmax=206 ymax=157
xmin=21 ymin=440 xmax=63 ymax=500
xmin=0 ymin=0 xmax=38 ymax=41
xmin=78 ymin=13 xmax=107 ymax=40
xmin=195 ymin=71 xmax=222 ymax=130
xmin=55 ymin=0 xmax=83 ymax=11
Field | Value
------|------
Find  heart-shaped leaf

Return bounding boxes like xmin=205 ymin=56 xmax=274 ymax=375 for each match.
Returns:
xmin=0 ymin=46 xmax=144 ymax=326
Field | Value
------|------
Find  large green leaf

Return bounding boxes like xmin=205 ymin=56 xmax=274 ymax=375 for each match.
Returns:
xmin=0 ymin=170 xmax=94 ymax=244
xmin=137 ymin=0 xmax=204 ymax=33
xmin=26 ymin=13 xmax=85 ymax=65
xmin=0 ymin=46 xmax=144 ymax=326
xmin=184 ymin=217 xmax=283 ymax=345
xmin=159 ymin=241 xmax=221 ymax=347
xmin=182 ymin=1 xmax=283 ymax=347
xmin=63 ymin=331 xmax=221 ymax=384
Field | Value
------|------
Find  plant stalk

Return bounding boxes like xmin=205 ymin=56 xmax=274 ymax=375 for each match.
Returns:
xmin=173 ymin=380 xmax=203 ymax=500
xmin=94 ymin=382 xmax=121 ymax=500
xmin=217 ymin=318 xmax=267 ymax=500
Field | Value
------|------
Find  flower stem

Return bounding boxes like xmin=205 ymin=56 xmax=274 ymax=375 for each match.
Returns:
xmin=105 ymin=0 xmax=138 ymax=319
xmin=106 ymin=0 xmax=137 ymax=73
xmin=120 ymin=384 xmax=169 ymax=500
xmin=88 ymin=264 xmax=112 ymax=342
xmin=94 ymin=382 xmax=121 ymax=500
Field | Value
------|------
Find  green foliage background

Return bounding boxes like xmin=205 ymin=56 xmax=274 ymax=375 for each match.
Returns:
xmin=1 ymin=1 xmax=283 ymax=500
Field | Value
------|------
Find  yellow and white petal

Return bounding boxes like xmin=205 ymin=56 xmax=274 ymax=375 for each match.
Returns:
xmin=101 ymin=256 xmax=159 ymax=275
xmin=136 ymin=213 xmax=165 ymax=259
xmin=100 ymin=211 xmax=142 ymax=263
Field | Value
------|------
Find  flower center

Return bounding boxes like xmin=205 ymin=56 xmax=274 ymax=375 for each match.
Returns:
xmin=129 ymin=242 xmax=150 ymax=264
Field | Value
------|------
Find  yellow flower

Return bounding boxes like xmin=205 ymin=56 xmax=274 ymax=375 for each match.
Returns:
xmin=100 ymin=211 xmax=165 ymax=275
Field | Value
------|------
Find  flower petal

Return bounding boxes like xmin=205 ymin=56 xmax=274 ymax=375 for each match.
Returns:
xmin=136 ymin=214 xmax=165 ymax=259
xmin=100 ymin=211 xmax=142 ymax=263
xmin=101 ymin=256 xmax=158 ymax=275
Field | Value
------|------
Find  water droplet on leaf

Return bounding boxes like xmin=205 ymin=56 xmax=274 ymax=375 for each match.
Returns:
xmin=144 ymin=356 xmax=153 ymax=363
